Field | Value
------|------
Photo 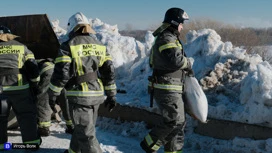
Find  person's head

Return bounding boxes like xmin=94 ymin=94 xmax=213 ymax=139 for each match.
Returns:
xmin=163 ymin=8 xmax=189 ymax=32
xmin=0 ymin=25 xmax=18 ymax=42
xmin=66 ymin=12 xmax=96 ymax=36
xmin=0 ymin=25 xmax=11 ymax=34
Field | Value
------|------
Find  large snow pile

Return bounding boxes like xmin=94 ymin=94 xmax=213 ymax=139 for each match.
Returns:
xmin=185 ymin=29 xmax=272 ymax=127
xmin=51 ymin=18 xmax=272 ymax=129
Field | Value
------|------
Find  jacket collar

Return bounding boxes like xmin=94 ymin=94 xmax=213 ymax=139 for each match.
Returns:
xmin=0 ymin=33 xmax=19 ymax=42
xmin=167 ymin=26 xmax=180 ymax=37
xmin=152 ymin=23 xmax=180 ymax=37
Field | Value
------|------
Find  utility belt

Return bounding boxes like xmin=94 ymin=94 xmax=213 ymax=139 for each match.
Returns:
xmin=148 ymin=69 xmax=185 ymax=107
xmin=65 ymin=71 xmax=98 ymax=88
xmin=153 ymin=69 xmax=183 ymax=78
xmin=0 ymin=68 xmax=24 ymax=76
xmin=148 ymin=69 xmax=183 ymax=94
xmin=153 ymin=69 xmax=186 ymax=85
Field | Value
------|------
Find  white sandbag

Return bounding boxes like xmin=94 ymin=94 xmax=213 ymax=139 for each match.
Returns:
xmin=183 ymin=76 xmax=208 ymax=123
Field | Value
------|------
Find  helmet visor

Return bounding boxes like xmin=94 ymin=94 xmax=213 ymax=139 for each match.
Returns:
xmin=182 ymin=11 xmax=189 ymax=20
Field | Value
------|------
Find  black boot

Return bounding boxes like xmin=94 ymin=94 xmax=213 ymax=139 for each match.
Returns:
xmin=65 ymin=125 xmax=74 ymax=134
xmin=140 ymin=140 xmax=157 ymax=153
xmin=38 ymin=127 xmax=50 ymax=137
xmin=63 ymin=149 xmax=68 ymax=153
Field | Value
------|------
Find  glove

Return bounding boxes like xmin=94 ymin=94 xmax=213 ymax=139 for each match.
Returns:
xmin=184 ymin=58 xmax=195 ymax=77
xmin=104 ymin=96 xmax=117 ymax=112
xmin=187 ymin=68 xmax=195 ymax=77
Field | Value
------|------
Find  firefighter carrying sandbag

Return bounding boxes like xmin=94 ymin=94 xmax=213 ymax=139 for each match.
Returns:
xmin=141 ymin=8 xmax=194 ymax=153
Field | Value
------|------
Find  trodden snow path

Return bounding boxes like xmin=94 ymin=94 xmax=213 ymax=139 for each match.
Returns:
xmin=2 ymin=121 xmax=164 ymax=153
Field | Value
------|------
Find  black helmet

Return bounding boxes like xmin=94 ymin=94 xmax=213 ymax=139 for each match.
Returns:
xmin=163 ymin=8 xmax=189 ymax=26
xmin=0 ymin=26 xmax=11 ymax=34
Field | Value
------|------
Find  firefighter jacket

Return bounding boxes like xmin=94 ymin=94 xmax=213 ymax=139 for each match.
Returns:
xmin=149 ymin=27 xmax=190 ymax=93
xmin=0 ymin=37 xmax=40 ymax=92
xmin=49 ymin=33 xmax=117 ymax=105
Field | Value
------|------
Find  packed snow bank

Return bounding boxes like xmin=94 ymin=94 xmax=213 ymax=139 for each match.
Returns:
xmin=186 ymin=29 xmax=272 ymax=127
xmin=51 ymin=18 xmax=272 ymax=128
xmin=51 ymin=19 xmax=67 ymax=43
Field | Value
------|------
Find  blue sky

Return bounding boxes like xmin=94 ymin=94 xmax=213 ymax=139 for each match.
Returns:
xmin=1 ymin=0 xmax=271 ymax=30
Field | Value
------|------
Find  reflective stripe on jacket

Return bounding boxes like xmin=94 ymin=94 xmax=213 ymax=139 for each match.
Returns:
xmin=148 ymin=81 xmax=183 ymax=92
xmin=37 ymin=60 xmax=54 ymax=76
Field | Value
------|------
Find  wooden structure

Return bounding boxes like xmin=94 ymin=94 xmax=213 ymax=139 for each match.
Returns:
xmin=0 ymin=14 xmax=59 ymax=59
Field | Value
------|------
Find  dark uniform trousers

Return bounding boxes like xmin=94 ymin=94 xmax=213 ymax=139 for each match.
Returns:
xmin=149 ymin=91 xmax=186 ymax=151
xmin=36 ymin=68 xmax=53 ymax=127
xmin=0 ymin=89 xmax=38 ymax=144
xmin=68 ymin=100 xmax=102 ymax=153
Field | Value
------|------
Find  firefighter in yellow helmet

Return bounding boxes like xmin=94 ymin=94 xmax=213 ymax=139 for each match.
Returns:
xmin=140 ymin=8 xmax=194 ymax=153
xmin=0 ymin=25 xmax=41 ymax=150
xmin=48 ymin=12 xmax=117 ymax=153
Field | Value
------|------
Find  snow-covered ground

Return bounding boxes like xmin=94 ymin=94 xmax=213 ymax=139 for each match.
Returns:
xmin=4 ymin=119 xmax=148 ymax=153
xmin=4 ymin=16 xmax=272 ymax=153
xmin=5 ymin=117 xmax=272 ymax=153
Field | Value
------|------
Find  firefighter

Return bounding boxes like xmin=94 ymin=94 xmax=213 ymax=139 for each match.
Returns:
xmin=48 ymin=12 xmax=117 ymax=153
xmin=36 ymin=58 xmax=54 ymax=136
xmin=0 ymin=25 xmax=41 ymax=150
xmin=36 ymin=59 xmax=74 ymax=136
xmin=140 ymin=8 xmax=194 ymax=153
